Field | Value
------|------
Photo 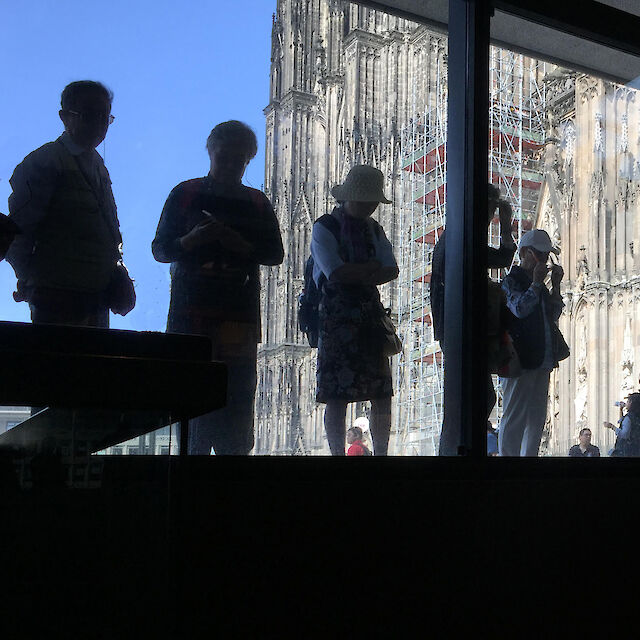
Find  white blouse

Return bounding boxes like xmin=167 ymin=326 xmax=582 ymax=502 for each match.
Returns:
xmin=310 ymin=214 xmax=397 ymax=286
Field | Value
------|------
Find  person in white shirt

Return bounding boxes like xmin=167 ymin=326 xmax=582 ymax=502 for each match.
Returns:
xmin=310 ymin=165 xmax=399 ymax=456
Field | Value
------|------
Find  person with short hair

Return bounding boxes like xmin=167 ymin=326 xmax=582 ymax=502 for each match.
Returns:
xmin=346 ymin=426 xmax=371 ymax=456
xmin=5 ymin=80 xmax=134 ymax=327
xmin=152 ymin=120 xmax=284 ymax=455
xmin=311 ymin=165 xmax=398 ymax=456
xmin=568 ymin=428 xmax=600 ymax=457
xmin=499 ymin=229 xmax=569 ymax=456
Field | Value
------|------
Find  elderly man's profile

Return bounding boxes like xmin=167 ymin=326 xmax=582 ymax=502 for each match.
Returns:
xmin=5 ymin=80 xmax=135 ymax=327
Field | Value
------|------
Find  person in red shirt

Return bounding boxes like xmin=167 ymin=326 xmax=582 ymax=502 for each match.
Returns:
xmin=346 ymin=426 xmax=371 ymax=456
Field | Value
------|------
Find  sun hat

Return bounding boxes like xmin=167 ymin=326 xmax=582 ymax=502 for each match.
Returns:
xmin=519 ymin=229 xmax=559 ymax=255
xmin=331 ymin=165 xmax=391 ymax=204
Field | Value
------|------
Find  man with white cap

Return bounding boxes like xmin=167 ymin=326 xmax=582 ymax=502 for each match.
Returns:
xmin=499 ymin=229 xmax=569 ymax=456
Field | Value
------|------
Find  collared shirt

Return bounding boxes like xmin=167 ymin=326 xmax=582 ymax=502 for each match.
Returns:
xmin=6 ymin=132 xmax=120 ymax=282
xmin=310 ymin=210 xmax=397 ymax=286
xmin=568 ymin=444 xmax=601 ymax=457
xmin=502 ymin=277 xmax=564 ymax=371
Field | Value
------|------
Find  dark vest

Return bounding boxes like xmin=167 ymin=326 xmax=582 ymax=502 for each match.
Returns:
xmin=506 ymin=266 xmax=549 ymax=369
xmin=29 ymin=142 xmax=121 ymax=293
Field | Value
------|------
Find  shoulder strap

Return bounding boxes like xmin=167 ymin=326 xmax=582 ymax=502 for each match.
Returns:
xmin=311 ymin=214 xmax=342 ymax=291
xmin=354 ymin=441 xmax=370 ymax=455
xmin=55 ymin=140 xmax=122 ymax=245
xmin=370 ymin=218 xmax=383 ymax=240
xmin=507 ymin=265 xmax=532 ymax=289
xmin=315 ymin=213 xmax=340 ymax=242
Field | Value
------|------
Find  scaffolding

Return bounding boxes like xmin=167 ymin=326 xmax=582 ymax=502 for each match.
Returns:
xmin=393 ymin=47 xmax=546 ymax=455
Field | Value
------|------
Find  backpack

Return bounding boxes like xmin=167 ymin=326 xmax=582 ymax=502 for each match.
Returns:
xmin=297 ymin=214 xmax=341 ymax=347
xmin=358 ymin=441 xmax=372 ymax=456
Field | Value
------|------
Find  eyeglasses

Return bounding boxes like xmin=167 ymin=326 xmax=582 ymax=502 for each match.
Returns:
xmin=66 ymin=109 xmax=115 ymax=125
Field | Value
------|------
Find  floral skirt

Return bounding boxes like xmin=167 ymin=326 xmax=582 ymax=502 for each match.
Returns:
xmin=316 ymin=283 xmax=393 ymax=404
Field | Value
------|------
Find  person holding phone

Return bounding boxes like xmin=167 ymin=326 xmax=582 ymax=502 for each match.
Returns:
xmin=604 ymin=393 xmax=640 ymax=456
xmin=152 ymin=120 xmax=284 ymax=455
xmin=498 ymin=229 xmax=569 ymax=456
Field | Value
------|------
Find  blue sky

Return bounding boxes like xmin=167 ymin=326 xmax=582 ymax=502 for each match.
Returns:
xmin=0 ymin=0 xmax=275 ymax=330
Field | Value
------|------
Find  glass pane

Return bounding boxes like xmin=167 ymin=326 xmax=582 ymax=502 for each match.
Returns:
xmin=491 ymin=11 xmax=640 ymax=457
xmin=255 ymin=4 xmax=451 ymax=456
xmin=0 ymin=2 xmax=271 ymax=460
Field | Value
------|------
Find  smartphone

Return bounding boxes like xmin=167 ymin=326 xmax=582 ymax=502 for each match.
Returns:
xmin=202 ymin=209 xmax=218 ymax=222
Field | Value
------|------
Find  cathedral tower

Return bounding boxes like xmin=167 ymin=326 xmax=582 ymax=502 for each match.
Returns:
xmin=255 ymin=1 xmax=416 ymax=454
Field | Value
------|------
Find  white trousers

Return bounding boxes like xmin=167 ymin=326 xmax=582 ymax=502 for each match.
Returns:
xmin=499 ymin=368 xmax=550 ymax=457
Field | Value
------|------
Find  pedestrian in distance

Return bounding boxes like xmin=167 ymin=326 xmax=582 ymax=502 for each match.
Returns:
xmin=604 ymin=393 xmax=640 ymax=457
xmin=568 ymin=428 xmax=600 ymax=457
xmin=346 ymin=426 xmax=371 ymax=456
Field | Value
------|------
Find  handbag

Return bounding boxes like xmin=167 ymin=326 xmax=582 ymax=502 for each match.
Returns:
xmin=552 ymin=323 xmax=570 ymax=363
xmin=378 ymin=307 xmax=402 ymax=357
xmin=496 ymin=330 xmax=522 ymax=378
xmin=108 ymin=262 xmax=136 ymax=316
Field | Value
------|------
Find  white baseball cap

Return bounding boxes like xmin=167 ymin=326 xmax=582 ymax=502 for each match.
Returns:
xmin=519 ymin=229 xmax=559 ymax=255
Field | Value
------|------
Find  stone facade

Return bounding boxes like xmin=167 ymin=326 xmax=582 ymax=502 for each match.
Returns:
xmin=258 ymin=1 xmax=634 ymax=458
xmin=255 ymin=1 xmax=438 ymax=454
xmin=537 ymin=71 xmax=640 ymax=456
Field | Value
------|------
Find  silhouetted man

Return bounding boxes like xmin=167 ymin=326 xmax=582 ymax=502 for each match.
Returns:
xmin=6 ymin=80 xmax=134 ymax=327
